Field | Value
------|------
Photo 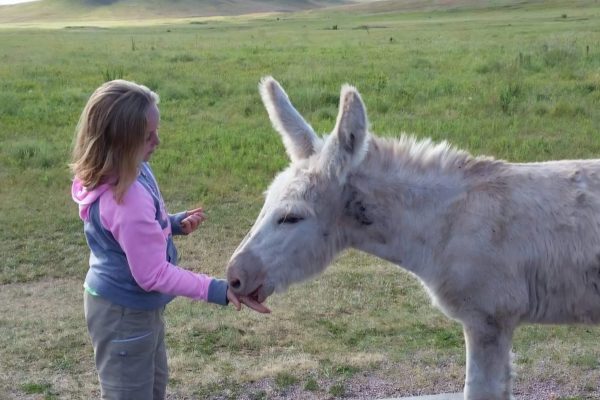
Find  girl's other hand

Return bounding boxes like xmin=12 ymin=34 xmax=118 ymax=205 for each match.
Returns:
xmin=227 ymin=288 xmax=271 ymax=314
xmin=180 ymin=207 xmax=206 ymax=235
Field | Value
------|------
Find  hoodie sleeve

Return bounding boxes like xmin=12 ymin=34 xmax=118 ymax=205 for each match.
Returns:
xmin=99 ymin=182 xmax=228 ymax=305
xmin=169 ymin=211 xmax=187 ymax=236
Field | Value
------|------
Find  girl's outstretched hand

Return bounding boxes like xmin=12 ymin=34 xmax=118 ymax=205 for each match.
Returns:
xmin=180 ymin=207 xmax=206 ymax=235
xmin=227 ymin=288 xmax=271 ymax=314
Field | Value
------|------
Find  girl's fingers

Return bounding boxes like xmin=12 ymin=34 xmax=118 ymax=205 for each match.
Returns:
xmin=181 ymin=214 xmax=205 ymax=233
xmin=187 ymin=217 xmax=199 ymax=229
xmin=188 ymin=215 xmax=205 ymax=225
xmin=187 ymin=207 xmax=204 ymax=215
xmin=181 ymin=219 xmax=190 ymax=231
xmin=227 ymin=290 xmax=241 ymax=311
xmin=191 ymin=216 xmax=203 ymax=228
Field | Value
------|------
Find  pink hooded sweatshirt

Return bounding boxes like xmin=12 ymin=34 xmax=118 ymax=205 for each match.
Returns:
xmin=71 ymin=163 xmax=228 ymax=309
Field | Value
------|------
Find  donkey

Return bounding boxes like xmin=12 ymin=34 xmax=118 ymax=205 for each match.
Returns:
xmin=226 ymin=76 xmax=600 ymax=400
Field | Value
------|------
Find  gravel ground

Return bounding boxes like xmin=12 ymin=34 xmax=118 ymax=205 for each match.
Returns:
xmin=194 ymin=372 xmax=599 ymax=400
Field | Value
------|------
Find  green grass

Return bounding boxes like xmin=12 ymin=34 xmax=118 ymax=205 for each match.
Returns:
xmin=329 ymin=382 xmax=346 ymax=397
xmin=1 ymin=1 xmax=600 ymax=398
xmin=275 ymin=372 xmax=298 ymax=389
xmin=304 ymin=377 xmax=319 ymax=391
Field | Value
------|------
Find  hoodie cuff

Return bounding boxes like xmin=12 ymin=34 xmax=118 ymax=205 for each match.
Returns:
xmin=169 ymin=212 xmax=188 ymax=236
xmin=207 ymin=279 xmax=229 ymax=306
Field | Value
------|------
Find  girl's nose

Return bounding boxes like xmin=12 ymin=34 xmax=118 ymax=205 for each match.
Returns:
xmin=150 ymin=131 xmax=160 ymax=146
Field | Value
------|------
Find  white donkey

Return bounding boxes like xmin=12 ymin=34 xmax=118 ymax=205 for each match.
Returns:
xmin=226 ymin=77 xmax=600 ymax=400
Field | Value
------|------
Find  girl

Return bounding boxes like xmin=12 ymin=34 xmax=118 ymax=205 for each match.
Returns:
xmin=70 ymin=79 xmax=269 ymax=400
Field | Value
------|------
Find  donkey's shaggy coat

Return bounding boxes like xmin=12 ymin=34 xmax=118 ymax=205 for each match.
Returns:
xmin=226 ymin=77 xmax=600 ymax=399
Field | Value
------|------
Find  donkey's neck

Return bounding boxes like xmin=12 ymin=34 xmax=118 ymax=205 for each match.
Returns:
xmin=342 ymin=135 xmax=501 ymax=278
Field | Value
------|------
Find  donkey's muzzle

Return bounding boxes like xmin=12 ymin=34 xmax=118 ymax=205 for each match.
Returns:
xmin=226 ymin=250 xmax=265 ymax=296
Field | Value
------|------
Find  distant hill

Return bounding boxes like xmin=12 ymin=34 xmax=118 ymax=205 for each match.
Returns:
xmin=0 ymin=0 xmax=582 ymax=25
xmin=334 ymin=0 xmax=568 ymax=13
xmin=0 ymin=0 xmax=375 ymax=24
xmin=66 ymin=0 xmax=354 ymax=16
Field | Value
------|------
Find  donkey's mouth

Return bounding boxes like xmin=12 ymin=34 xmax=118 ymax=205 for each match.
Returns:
xmin=252 ymin=282 xmax=275 ymax=303
xmin=248 ymin=285 xmax=262 ymax=301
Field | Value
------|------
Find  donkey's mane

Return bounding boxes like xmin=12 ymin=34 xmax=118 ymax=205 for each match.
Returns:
xmin=366 ymin=133 xmax=502 ymax=179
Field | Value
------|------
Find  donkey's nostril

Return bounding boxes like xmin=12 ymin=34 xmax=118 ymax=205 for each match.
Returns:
xmin=227 ymin=263 xmax=245 ymax=292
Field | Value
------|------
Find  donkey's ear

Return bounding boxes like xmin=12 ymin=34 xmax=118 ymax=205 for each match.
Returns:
xmin=259 ymin=76 xmax=319 ymax=162
xmin=320 ymin=84 xmax=370 ymax=182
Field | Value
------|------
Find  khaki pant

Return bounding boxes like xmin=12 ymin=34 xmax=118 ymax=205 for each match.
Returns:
xmin=84 ymin=291 xmax=168 ymax=400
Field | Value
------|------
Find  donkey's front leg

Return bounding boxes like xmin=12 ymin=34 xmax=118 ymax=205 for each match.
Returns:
xmin=462 ymin=316 xmax=516 ymax=400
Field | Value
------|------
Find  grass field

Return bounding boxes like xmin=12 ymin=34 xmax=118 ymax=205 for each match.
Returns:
xmin=1 ymin=0 xmax=600 ymax=398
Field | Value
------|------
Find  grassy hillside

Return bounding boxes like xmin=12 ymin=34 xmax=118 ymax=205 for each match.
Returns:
xmin=1 ymin=1 xmax=600 ymax=399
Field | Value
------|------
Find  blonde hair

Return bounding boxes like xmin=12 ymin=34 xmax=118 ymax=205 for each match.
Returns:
xmin=70 ymin=79 xmax=159 ymax=202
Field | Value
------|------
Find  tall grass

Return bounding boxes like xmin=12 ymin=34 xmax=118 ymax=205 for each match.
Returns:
xmin=1 ymin=1 xmax=600 ymax=398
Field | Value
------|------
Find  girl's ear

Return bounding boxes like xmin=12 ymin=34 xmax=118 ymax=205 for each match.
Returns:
xmin=259 ymin=76 xmax=321 ymax=162
xmin=319 ymin=84 xmax=370 ymax=183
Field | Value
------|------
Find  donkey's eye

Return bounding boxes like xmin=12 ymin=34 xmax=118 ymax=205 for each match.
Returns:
xmin=277 ymin=215 xmax=304 ymax=225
